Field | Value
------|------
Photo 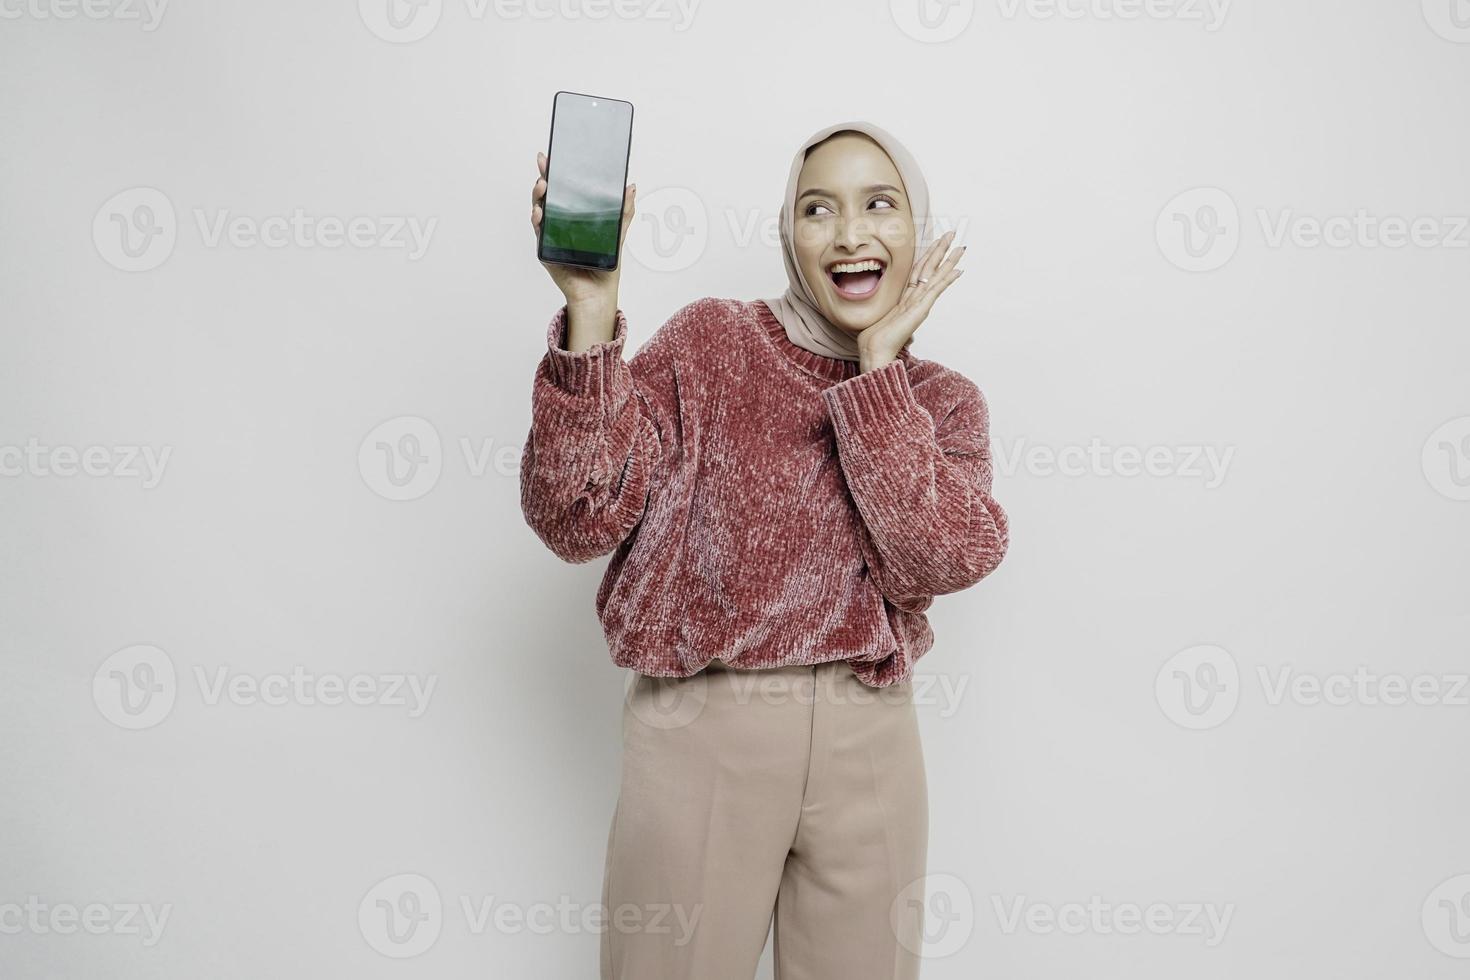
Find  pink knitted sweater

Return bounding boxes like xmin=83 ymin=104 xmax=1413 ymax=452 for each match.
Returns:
xmin=519 ymin=296 xmax=1008 ymax=688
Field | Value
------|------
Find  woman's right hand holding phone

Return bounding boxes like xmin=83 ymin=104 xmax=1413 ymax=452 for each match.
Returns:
xmin=531 ymin=150 xmax=636 ymax=352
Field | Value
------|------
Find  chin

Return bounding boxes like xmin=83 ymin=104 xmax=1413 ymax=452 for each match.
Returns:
xmin=818 ymin=291 xmax=895 ymax=333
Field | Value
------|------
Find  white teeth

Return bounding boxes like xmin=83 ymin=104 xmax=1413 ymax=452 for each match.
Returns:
xmin=830 ymin=259 xmax=883 ymax=274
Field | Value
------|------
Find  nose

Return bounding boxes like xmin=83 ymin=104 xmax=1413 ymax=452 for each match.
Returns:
xmin=833 ymin=212 xmax=874 ymax=252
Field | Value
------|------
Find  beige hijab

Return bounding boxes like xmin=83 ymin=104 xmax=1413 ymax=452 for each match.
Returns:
xmin=763 ymin=120 xmax=934 ymax=362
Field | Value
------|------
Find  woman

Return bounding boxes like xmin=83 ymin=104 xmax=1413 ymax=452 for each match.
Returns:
xmin=521 ymin=120 xmax=1009 ymax=980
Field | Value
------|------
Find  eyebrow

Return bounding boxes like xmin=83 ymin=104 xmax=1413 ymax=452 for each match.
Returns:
xmin=797 ymin=183 xmax=904 ymax=202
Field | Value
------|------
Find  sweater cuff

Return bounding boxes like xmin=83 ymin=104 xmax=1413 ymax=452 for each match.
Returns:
xmin=544 ymin=305 xmax=630 ymax=397
xmin=820 ymin=358 xmax=926 ymax=432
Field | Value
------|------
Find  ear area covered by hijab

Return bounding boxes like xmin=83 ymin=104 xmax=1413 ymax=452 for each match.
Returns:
xmin=761 ymin=120 xmax=934 ymax=363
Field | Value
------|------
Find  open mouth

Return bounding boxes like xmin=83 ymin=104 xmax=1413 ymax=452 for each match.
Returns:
xmin=826 ymin=258 xmax=886 ymax=301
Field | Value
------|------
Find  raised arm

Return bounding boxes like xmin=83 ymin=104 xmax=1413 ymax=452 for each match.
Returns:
xmin=519 ymin=300 xmax=697 ymax=564
xmin=521 ymin=145 xmax=659 ymax=564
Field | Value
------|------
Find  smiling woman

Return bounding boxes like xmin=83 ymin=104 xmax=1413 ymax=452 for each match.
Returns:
xmin=764 ymin=121 xmax=965 ymax=368
xmin=523 ymin=117 xmax=1005 ymax=980
xmin=797 ymin=143 xmax=916 ymax=311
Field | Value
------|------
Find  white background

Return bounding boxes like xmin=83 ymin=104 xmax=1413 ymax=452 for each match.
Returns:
xmin=2 ymin=0 xmax=1468 ymax=977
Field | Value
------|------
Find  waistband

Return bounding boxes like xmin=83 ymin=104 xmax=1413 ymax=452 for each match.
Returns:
xmin=702 ymin=656 xmax=849 ymax=676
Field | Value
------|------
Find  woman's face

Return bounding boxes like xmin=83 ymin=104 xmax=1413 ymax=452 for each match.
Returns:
xmin=792 ymin=132 xmax=917 ymax=335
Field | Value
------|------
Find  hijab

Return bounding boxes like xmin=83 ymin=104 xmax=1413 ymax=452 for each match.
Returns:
xmin=763 ymin=120 xmax=934 ymax=362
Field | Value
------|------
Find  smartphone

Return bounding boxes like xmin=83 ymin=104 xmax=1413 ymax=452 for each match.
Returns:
xmin=537 ymin=91 xmax=635 ymax=271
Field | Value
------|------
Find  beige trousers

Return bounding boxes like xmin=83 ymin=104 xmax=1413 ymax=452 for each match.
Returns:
xmin=600 ymin=657 xmax=929 ymax=980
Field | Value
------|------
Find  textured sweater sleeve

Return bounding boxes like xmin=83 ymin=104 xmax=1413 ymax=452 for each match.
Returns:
xmin=519 ymin=302 xmax=687 ymax=564
xmin=820 ymin=359 xmax=1009 ymax=612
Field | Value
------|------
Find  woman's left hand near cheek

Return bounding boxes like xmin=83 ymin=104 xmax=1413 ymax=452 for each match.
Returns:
xmin=857 ymin=230 xmax=965 ymax=372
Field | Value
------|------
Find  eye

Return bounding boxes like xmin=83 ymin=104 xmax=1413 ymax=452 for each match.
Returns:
xmin=802 ymin=196 xmax=897 ymax=218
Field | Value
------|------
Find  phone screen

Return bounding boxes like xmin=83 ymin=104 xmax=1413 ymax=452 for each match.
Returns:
xmin=538 ymin=92 xmax=634 ymax=271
